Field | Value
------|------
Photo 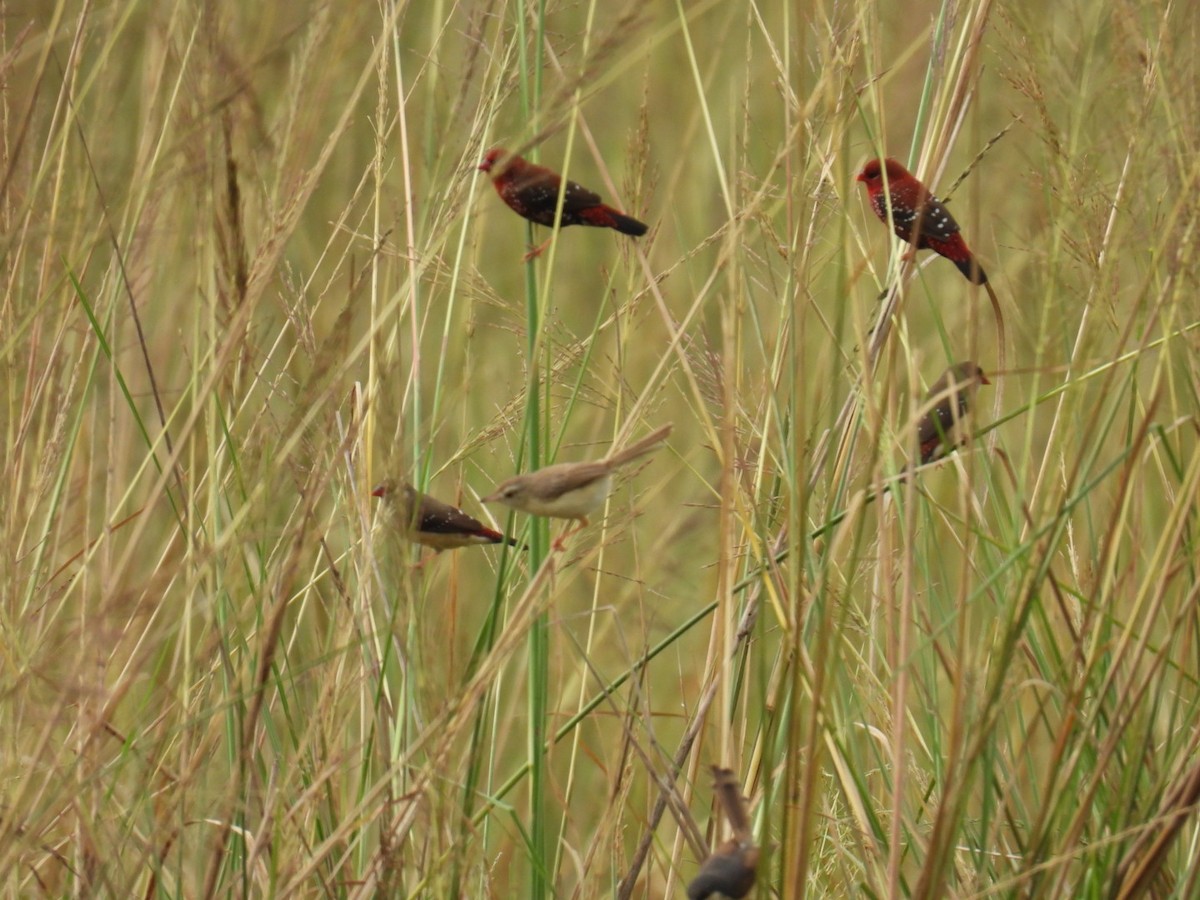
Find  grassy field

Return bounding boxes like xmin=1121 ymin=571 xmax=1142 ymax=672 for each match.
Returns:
xmin=4 ymin=0 xmax=1200 ymax=896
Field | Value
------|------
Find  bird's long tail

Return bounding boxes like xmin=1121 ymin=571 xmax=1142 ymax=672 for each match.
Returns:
xmin=953 ymin=254 xmax=988 ymax=285
xmin=606 ymin=423 xmax=673 ymax=468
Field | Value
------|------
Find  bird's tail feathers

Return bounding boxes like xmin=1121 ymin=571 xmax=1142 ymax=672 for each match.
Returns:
xmin=611 ymin=210 xmax=649 ymax=236
xmin=954 ymin=255 xmax=988 ymax=284
xmin=581 ymin=205 xmax=648 ymax=236
xmin=479 ymin=526 xmax=527 ymax=550
xmin=606 ymin=423 xmax=673 ymax=468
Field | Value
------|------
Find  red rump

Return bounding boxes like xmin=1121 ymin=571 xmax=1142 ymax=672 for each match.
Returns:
xmin=856 ymin=157 xmax=987 ymax=285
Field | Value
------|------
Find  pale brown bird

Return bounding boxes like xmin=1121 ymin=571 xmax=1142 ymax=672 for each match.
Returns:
xmin=372 ymin=480 xmax=521 ymax=552
xmin=916 ymin=361 xmax=990 ymax=465
xmin=482 ymin=424 xmax=672 ymax=550
xmin=688 ymin=767 xmax=759 ymax=900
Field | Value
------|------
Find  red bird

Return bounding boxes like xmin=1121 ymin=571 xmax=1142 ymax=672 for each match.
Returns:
xmin=915 ymin=361 xmax=990 ymax=464
xmin=856 ymin=157 xmax=988 ymax=285
xmin=478 ymin=148 xmax=647 ymax=256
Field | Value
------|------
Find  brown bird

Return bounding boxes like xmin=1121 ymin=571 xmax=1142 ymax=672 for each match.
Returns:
xmin=478 ymin=148 xmax=648 ymax=259
xmin=915 ymin=361 xmax=990 ymax=465
xmin=688 ymin=766 xmax=759 ymax=900
xmin=372 ymin=480 xmax=521 ymax=552
xmin=856 ymin=157 xmax=988 ymax=285
xmin=482 ymin=424 xmax=672 ymax=551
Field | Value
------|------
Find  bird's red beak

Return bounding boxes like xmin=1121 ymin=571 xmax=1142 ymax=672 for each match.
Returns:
xmin=981 ymin=374 xmax=992 ymax=385
xmin=477 ymin=161 xmax=490 ymax=172
xmin=855 ymin=171 xmax=867 ymax=183
xmin=371 ymin=483 xmax=389 ymax=498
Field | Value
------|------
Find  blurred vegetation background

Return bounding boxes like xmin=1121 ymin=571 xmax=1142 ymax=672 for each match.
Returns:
xmin=2 ymin=0 xmax=1198 ymax=896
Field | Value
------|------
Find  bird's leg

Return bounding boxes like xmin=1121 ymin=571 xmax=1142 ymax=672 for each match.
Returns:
xmin=522 ymin=235 xmax=553 ymax=262
xmin=410 ymin=550 xmax=441 ymax=570
xmin=551 ymin=517 xmax=589 ymax=552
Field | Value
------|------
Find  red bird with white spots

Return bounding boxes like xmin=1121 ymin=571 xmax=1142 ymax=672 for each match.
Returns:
xmin=856 ymin=158 xmax=988 ymax=285
xmin=478 ymin=148 xmax=647 ymax=257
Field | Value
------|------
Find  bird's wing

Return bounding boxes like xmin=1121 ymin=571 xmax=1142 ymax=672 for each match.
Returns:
xmin=532 ymin=462 xmax=612 ymax=497
xmin=509 ymin=167 xmax=602 ymax=211
xmin=415 ymin=493 xmax=489 ymax=536
xmin=916 ymin=391 xmax=969 ymax=448
xmin=915 ymin=194 xmax=962 ymax=240
xmin=557 ymin=178 xmax=604 ymax=211
xmin=917 ymin=404 xmax=948 ymax=448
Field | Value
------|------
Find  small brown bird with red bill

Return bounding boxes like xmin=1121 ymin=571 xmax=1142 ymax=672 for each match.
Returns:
xmin=372 ymin=480 xmax=521 ymax=554
xmin=915 ymin=361 xmax=991 ymax=466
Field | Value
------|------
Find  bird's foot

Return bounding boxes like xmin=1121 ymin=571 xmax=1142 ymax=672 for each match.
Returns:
xmin=551 ymin=519 xmax=588 ymax=552
xmin=521 ymin=238 xmax=552 ymax=262
xmin=409 ymin=553 xmax=437 ymax=571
